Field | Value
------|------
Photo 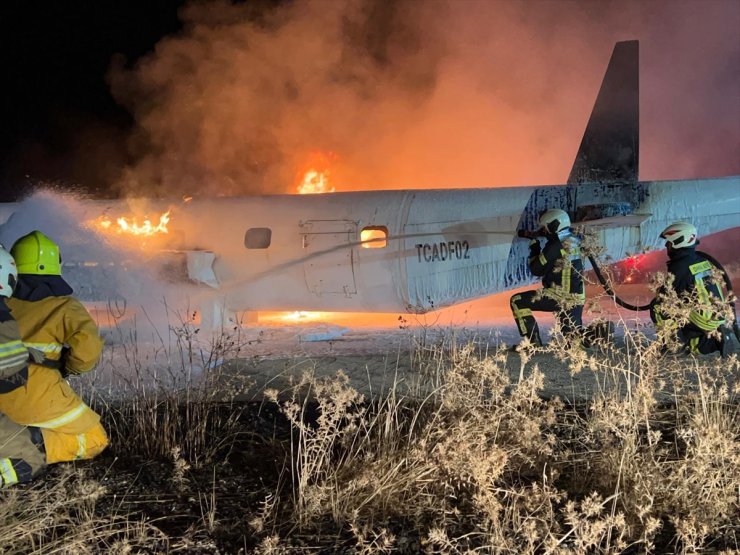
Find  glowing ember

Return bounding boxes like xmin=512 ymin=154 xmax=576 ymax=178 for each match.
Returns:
xmin=93 ymin=210 xmax=171 ymax=237
xmin=616 ymin=253 xmax=649 ymax=284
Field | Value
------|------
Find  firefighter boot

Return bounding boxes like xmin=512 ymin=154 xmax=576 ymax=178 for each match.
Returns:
xmin=719 ymin=325 xmax=734 ymax=359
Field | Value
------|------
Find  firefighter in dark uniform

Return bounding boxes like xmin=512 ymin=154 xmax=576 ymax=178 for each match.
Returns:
xmin=650 ymin=221 xmax=732 ymax=357
xmin=510 ymin=209 xmax=585 ymax=347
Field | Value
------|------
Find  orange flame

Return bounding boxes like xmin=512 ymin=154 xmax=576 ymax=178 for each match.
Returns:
xmin=297 ymin=170 xmax=335 ymax=194
xmin=296 ymin=151 xmax=338 ymax=194
xmin=92 ymin=210 xmax=171 ymax=237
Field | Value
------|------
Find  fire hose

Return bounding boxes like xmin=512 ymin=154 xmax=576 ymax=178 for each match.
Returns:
xmin=518 ymin=228 xmax=650 ymax=308
xmin=588 ymin=251 xmax=740 ymax=342
xmin=587 ymin=254 xmax=653 ymax=312
xmin=520 ymin=229 xmax=739 ymax=341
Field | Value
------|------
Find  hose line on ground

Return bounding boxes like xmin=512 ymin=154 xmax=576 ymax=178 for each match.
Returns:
xmin=587 ymin=252 xmax=740 ymax=342
xmin=587 ymin=255 xmax=653 ymax=312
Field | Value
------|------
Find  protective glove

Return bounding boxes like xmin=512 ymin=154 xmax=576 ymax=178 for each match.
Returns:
xmin=27 ymin=347 xmax=46 ymax=365
xmin=518 ymin=229 xmax=539 ymax=239
xmin=528 ymin=239 xmax=541 ymax=255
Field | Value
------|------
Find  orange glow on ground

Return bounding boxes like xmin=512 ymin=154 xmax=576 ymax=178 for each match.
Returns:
xmin=254 ymin=283 xmax=661 ymax=329
xmin=261 ymin=311 xmax=333 ymax=324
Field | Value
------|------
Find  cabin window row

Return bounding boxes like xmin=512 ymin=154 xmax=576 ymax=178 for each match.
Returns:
xmin=244 ymin=226 xmax=388 ymax=249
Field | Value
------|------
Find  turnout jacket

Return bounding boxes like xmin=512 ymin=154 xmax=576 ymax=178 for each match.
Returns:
xmin=655 ymin=247 xmax=725 ymax=332
xmin=528 ymin=230 xmax=585 ymax=301
xmin=7 ymin=275 xmax=103 ymax=374
xmin=0 ymin=275 xmax=106 ymax=463
xmin=0 ymin=298 xmax=28 ymax=393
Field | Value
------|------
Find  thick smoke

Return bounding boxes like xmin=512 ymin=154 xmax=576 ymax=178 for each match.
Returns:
xmin=0 ymin=190 xmax=202 ymax=341
xmin=109 ymin=0 xmax=740 ymax=197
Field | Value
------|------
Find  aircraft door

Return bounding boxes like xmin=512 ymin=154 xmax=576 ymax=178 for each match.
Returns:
xmin=300 ymin=220 xmax=358 ymax=296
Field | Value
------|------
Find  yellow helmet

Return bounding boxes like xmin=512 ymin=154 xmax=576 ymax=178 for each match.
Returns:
xmin=10 ymin=230 xmax=62 ymax=275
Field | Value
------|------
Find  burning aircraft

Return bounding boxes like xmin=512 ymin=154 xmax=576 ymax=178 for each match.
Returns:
xmin=0 ymin=41 xmax=738 ymax=329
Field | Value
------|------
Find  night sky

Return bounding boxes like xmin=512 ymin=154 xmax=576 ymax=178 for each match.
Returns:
xmin=0 ymin=2 xmax=185 ymax=200
xmin=1 ymin=1 xmax=738 ymax=202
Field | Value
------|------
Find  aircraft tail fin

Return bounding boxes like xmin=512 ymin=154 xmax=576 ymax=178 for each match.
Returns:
xmin=567 ymin=40 xmax=639 ymax=186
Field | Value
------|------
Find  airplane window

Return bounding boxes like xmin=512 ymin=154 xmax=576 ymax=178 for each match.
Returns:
xmin=245 ymin=227 xmax=272 ymax=249
xmin=360 ymin=226 xmax=388 ymax=248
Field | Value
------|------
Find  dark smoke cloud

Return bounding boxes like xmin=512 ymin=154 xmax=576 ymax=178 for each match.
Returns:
xmin=109 ymin=0 xmax=740 ymax=197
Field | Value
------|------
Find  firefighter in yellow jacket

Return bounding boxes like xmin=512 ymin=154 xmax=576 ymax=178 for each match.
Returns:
xmin=0 ymin=231 xmax=108 ymax=466
xmin=0 ymin=245 xmax=47 ymax=486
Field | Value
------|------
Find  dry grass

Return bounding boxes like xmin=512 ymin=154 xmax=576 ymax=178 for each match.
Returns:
xmin=1 ymin=288 xmax=739 ymax=553
xmin=251 ymin=330 xmax=738 ymax=554
xmin=0 ymin=466 xmax=168 ymax=553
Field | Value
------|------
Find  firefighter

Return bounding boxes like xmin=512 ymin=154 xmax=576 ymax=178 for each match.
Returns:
xmin=650 ymin=221 xmax=732 ymax=357
xmin=0 ymin=245 xmax=46 ymax=486
xmin=0 ymin=231 xmax=108 ymax=467
xmin=510 ymin=209 xmax=585 ymax=348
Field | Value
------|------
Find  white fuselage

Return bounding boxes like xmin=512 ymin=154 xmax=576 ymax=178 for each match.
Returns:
xmin=97 ymin=177 xmax=740 ymax=312
xmin=0 ymin=176 xmax=738 ymax=314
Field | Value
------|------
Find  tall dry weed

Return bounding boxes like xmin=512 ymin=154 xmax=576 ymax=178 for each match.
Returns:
xmin=93 ymin=309 xmax=254 ymax=467
xmin=258 ymin=288 xmax=738 ymax=553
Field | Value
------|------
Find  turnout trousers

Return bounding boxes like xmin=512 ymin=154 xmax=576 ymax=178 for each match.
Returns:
xmin=650 ymin=305 xmax=726 ymax=356
xmin=0 ymin=364 xmax=108 ymax=465
xmin=0 ymin=414 xmax=46 ymax=486
xmin=677 ymin=325 xmax=723 ymax=355
xmin=510 ymin=290 xmax=584 ymax=346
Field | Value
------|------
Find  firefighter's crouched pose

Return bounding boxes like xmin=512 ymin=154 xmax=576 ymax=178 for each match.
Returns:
xmin=0 ymin=246 xmax=47 ymax=486
xmin=0 ymin=230 xmax=107 ymax=480
xmin=650 ymin=222 xmax=732 ymax=357
xmin=510 ymin=209 xmax=585 ymax=348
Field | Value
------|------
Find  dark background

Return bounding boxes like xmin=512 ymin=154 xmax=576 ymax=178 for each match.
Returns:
xmin=0 ymin=2 xmax=185 ymax=200
xmin=1 ymin=1 xmax=738 ymax=203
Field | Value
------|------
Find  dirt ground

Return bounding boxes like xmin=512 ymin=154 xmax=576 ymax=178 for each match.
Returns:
xmin=230 ymin=343 xmax=603 ymax=404
xmin=94 ymin=282 xmax=738 ymax=406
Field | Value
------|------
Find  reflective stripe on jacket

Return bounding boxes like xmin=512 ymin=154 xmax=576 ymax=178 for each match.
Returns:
xmin=0 ymin=295 xmax=106 ymax=462
xmin=6 ymin=296 xmax=103 ymax=373
xmin=0 ymin=300 xmax=28 ymax=386
xmin=662 ymin=249 xmax=726 ymax=332
xmin=528 ymin=231 xmax=585 ymax=302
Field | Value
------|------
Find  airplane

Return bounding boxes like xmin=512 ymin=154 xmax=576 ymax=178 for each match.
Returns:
xmin=0 ymin=40 xmax=738 ymax=329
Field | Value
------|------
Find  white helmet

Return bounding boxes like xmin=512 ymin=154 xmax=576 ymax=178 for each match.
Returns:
xmin=660 ymin=221 xmax=697 ymax=249
xmin=0 ymin=245 xmax=18 ymax=299
xmin=539 ymin=209 xmax=571 ymax=233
